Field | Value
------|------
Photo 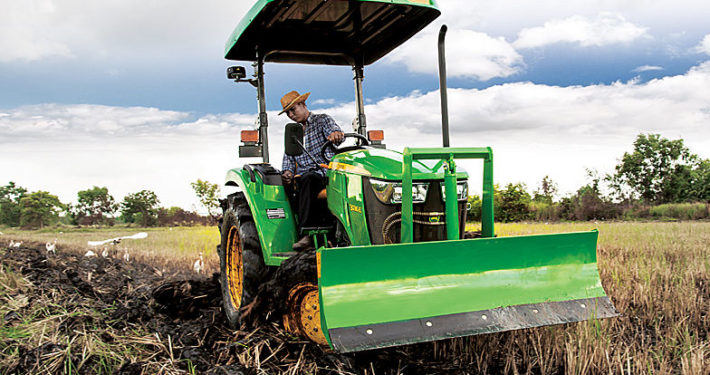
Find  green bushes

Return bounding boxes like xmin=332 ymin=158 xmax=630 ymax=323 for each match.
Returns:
xmin=649 ymin=203 xmax=709 ymax=220
xmin=466 ymin=183 xmax=708 ymax=223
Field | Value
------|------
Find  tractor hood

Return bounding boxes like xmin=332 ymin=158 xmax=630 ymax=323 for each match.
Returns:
xmin=330 ymin=147 xmax=468 ymax=181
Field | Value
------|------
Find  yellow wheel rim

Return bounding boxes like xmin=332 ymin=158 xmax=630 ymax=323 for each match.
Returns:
xmin=226 ymin=225 xmax=243 ymax=309
xmin=284 ymin=282 xmax=328 ymax=346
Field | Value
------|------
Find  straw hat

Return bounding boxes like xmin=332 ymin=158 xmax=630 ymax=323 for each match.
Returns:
xmin=279 ymin=90 xmax=310 ymax=115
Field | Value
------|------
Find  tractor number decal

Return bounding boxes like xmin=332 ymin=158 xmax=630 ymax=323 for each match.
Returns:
xmin=266 ymin=208 xmax=286 ymax=219
xmin=349 ymin=204 xmax=362 ymax=214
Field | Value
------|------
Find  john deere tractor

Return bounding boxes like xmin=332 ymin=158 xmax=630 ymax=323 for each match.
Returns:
xmin=218 ymin=0 xmax=618 ymax=353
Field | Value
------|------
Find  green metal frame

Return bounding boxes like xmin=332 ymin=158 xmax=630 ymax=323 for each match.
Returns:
xmin=401 ymin=147 xmax=493 ymax=243
xmin=225 ymin=168 xmax=297 ymax=266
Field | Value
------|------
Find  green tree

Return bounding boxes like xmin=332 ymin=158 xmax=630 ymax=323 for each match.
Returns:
xmin=0 ymin=182 xmax=27 ymax=226
xmin=19 ymin=191 xmax=65 ymax=229
xmin=466 ymin=194 xmax=482 ymax=221
xmin=561 ymin=172 xmax=619 ymax=221
xmin=608 ymin=134 xmax=699 ymax=204
xmin=190 ymin=179 xmax=221 ymax=220
xmin=498 ymin=183 xmax=532 ymax=222
xmin=72 ymin=186 xmax=118 ymax=226
xmin=533 ymin=175 xmax=558 ymax=204
xmin=120 ymin=190 xmax=160 ymax=226
xmin=688 ymin=159 xmax=710 ymax=202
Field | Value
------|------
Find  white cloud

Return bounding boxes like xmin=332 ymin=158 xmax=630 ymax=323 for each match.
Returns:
xmin=3 ymin=61 xmax=710 ymax=208
xmin=311 ymin=98 xmax=337 ymax=107
xmin=386 ymin=29 xmax=524 ymax=80
xmin=696 ymin=34 xmax=710 ymax=55
xmin=0 ymin=0 xmax=252 ymax=63
xmin=0 ymin=0 xmax=72 ymax=61
xmin=0 ymin=104 xmax=258 ymax=209
xmin=632 ymin=65 xmax=663 ymax=73
xmin=513 ymin=13 xmax=648 ymax=49
xmin=321 ymin=62 xmax=710 ymax=195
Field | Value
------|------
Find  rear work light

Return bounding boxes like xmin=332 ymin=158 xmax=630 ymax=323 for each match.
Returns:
xmin=241 ymin=130 xmax=259 ymax=145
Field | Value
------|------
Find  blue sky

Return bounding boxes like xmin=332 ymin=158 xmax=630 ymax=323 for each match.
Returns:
xmin=2 ymin=0 xmax=710 ymax=210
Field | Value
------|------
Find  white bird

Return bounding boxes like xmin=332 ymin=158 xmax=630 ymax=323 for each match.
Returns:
xmin=193 ymin=252 xmax=204 ymax=274
xmin=11 ymin=240 xmax=22 ymax=248
xmin=87 ymin=232 xmax=148 ymax=247
xmin=45 ymin=239 xmax=57 ymax=255
xmin=101 ymin=247 xmax=109 ymax=258
xmin=84 ymin=250 xmax=97 ymax=257
xmin=122 ymin=249 xmax=130 ymax=262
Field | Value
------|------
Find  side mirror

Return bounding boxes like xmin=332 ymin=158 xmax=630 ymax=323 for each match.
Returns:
xmin=284 ymin=123 xmax=304 ymax=156
xmin=227 ymin=66 xmax=247 ymax=80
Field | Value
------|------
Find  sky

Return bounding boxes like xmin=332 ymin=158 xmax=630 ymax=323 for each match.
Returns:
xmin=1 ymin=0 xmax=710 ymax=212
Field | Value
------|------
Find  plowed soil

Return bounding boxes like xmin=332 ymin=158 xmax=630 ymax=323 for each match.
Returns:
xmin=0 ymin=242 xmax=483 ymax=374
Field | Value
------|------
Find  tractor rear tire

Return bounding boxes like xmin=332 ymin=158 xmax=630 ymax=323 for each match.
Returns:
xmin=219 ymin=192 xmax=268 ymax=328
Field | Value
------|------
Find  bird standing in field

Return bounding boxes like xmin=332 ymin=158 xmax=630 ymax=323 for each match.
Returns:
xmin=193 ymin=252 xmax=204 ymax=274
xmin=11 ymin=240 xmax=22 ymax=248
xmin=46 ymin=239 xmax=57 ymax=255
xmin=122 ymin=249 xmax=130 ymax=262
xmin=101 ymin=247 xmax=109 ymax=258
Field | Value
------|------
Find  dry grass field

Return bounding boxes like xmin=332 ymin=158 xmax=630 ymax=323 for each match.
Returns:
xmin=0 ymin=225 xmax=221 ymax=275
xmin=1 ymin=222 xmax=708 ymax=374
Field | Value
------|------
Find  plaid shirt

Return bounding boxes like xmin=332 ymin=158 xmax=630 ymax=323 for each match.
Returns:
xmin=282 ymin=113 xmax=343 ymax=176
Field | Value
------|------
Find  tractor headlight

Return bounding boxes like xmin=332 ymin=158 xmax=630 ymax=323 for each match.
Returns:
xmin=371 ymin=179 xmax=429 ymax=204
xmin=441 ymin=181 xmax=469 ymax=201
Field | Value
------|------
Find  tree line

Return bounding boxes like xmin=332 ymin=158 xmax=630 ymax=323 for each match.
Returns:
xmin=468 ymin=133 xmax=710 ymax=222
xmin=0 ymin=180 xmax=221 ymax=229
xmin=3 ymin=133 xmax=707 ymax=229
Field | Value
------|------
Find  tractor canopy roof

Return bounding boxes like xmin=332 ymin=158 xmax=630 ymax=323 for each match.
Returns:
xmin=225 ymin=0 xmax=440 ymax=65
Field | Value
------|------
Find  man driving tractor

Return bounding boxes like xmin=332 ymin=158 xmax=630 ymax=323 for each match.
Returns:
xmin=279 ymin=90 xmax=344 ymax=250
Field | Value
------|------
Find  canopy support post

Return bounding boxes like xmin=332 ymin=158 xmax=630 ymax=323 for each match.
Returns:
xmin=255 ymin=51 xmax=269 ymax=163
xmin=353 ymin=64 xmax=367 ymax=136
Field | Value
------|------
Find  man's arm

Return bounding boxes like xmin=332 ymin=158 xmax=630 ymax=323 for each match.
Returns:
xmin=321 ymin=114 xmax=344 ymax=145
xmin=281 ymin=154 xmax=295 ymax=185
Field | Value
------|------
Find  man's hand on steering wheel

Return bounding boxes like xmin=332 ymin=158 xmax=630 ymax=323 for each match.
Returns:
xmin=327 ymin=131 xmax=344 ymax=144
xmin=320 ymin=133 xmax=370 ymax=162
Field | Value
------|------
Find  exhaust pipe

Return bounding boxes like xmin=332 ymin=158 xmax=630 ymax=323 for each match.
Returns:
xmin=438 ymin=25 xmax=449 ymax=148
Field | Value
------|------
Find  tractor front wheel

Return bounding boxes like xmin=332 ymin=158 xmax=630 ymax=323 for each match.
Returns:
xmin=271 ymin=252 xmax=328 ymax=345
xmin=219 ymin=193 xmax=267 ymax=328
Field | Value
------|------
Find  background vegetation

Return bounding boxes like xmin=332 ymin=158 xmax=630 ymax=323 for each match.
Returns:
xmin=467 ymin=133 xmax=710 ymax=223
xmin=1 ymin=133 xmax=708 ymax=231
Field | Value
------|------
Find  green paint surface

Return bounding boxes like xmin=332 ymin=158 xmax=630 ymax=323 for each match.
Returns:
xmin=318 ymin=230 xmax=609 ymax=329
xmin=225 ymin=169 xmax=297 ymax=266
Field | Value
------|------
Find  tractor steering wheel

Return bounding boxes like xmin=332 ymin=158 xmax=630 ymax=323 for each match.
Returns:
xmin=320 ymin=133 xmax=370 ymax=162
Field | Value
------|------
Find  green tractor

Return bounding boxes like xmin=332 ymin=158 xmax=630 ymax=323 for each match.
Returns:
xmin=218 ymin=0 xmax=618 ymax=353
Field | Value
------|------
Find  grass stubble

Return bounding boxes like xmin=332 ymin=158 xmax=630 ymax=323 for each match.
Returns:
xmin=0 ymin=222 xmax=708 ymax=374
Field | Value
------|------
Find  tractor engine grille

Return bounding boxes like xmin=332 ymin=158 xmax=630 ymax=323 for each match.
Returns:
xmin=362 ymin=178 xmax=468 ymax=245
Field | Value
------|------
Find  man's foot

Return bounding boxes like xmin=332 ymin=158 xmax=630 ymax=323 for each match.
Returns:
xmin=292 ymin=235 xmax=313 ymax=251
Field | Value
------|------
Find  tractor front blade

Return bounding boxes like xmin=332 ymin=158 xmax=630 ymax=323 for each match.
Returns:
xmin=316 ymin=230 xmax=618 ymax=353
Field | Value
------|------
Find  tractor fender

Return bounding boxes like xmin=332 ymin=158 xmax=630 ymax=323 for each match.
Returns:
xmin=225 ymin=167 xmax=298 ymax=266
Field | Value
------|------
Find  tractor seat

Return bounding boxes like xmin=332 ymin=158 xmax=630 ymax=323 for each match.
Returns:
xmin=317 ymin=188 xmax=327 ymax=199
